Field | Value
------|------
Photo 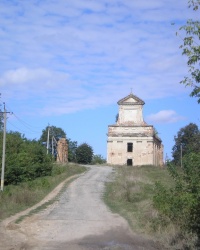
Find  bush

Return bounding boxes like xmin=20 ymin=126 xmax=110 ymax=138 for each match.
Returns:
xmin=76 ymin=143 xmax=93 ymax=164
xmin=92 ymin=154 xmax=106 ymax=164
xmin=153 ymin=152 xmax=200 ymax=247
xmin=0 ymin=131 xmax=53 ymax=185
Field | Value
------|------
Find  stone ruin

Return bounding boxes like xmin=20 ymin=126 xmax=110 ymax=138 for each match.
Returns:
xmin=56 ymin=138 xmax=68 ymax=163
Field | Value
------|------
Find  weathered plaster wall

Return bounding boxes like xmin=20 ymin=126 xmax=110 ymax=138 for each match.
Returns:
xmin=107 ymin=137 xmax=155 ymax=165
xmin=107 ymin=94 xmax=164 ymax=166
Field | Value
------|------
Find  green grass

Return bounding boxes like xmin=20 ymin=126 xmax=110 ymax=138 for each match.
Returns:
xmin=15 ymin=175 xmax=78 ymax=223
xmin=0 ymin=163 xmax=87 ymax=221
xmin=104 ymin=165 xmax=175 ymax=246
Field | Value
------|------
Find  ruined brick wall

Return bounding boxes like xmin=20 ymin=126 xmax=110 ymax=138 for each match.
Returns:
xmin=57 ymin=138 xmax=68 ymax=163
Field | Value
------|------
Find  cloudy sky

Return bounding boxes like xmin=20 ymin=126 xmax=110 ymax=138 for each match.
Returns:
xmin=0 ymin=0 xmax=199 ymax=160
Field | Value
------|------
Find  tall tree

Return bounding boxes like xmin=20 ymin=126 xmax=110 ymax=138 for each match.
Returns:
xmin=0 ymin=131 xmax=52 ymax=185
xmin=92 ymin=154 xmax=106 ymax=164
xmin=76 ymin=143 xmax=93 ymax=164
xmin=39 ymin=125 xmax=66 ymax=155
xmin=154 ymin=152 xmax=200 ymax=244
xmin=172 ymin=123 xmax=200 ymax=165
xmin=67 ymin=138 xmax=78 ymax=162
xmin=178 ymin=0 xmax=200 ymax=102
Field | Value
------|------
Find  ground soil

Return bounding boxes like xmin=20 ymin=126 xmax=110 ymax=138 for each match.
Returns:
xmin=0 ymin=166 xmax=162 ymax=250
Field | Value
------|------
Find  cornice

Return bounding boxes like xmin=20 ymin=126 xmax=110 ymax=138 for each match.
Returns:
xmin=117 ymin=93 xmax=145 ymax=105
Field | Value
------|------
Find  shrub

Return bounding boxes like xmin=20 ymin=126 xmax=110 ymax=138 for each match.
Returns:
xmin=0 ymin=131 xmax=53 ymax=185
xmin=153 ymin=152 xmax=200 ymax=247
xmin=76 ymin=143 xmax=93 ymax=164
xmin=92 ymin=154 xmax=106 ymax=164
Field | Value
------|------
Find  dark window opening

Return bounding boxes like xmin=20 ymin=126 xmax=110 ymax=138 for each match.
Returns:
xmin=127 ymin=159 xmax=133 ymax=166
xmin=127 ymin=143 xmax=133 ymax=152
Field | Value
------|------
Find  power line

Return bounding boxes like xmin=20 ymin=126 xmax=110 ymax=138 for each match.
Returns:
xmin=4 ymin=103 xmax=43 ymax=132
xmin=12 ymin=113 xmax=42 ymax=131
xmin=7 ymin=120 xmax=41 ymax=135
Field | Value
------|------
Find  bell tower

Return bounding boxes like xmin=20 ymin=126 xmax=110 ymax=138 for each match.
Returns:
xmin=117 ymin=93 xmax=145 ymax=126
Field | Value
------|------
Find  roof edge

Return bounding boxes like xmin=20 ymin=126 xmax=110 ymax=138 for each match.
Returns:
xmin=117 ymin=93 xmax=145 ymax=105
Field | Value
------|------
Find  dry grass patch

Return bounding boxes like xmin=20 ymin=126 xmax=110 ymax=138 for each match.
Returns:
xmin=0 ymin=163 xmax=87 ymax=221
xmin=104 ymin=165 xmax=176 ymax=248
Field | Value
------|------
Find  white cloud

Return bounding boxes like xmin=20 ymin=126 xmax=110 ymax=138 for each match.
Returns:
xmin=0 ymin=0 xmax=194 ymax=116
xmin=0 ymin=67 xmax=51 ymax=85
xmin=146 ymin=110 xmax=186 ymax=124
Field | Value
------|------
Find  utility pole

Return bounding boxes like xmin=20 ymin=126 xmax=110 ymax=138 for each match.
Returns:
xmin=165 ymin=153 xmax=168 ymax=166
xmin=1 ymin=103 xmax=11 ymax=191
xmin=52 ymin=136 xmax=54 ymax=157
xmin=53 ymin=136 xmax=61 ymax=162
xmin=47 ymin=125 xmax=50 ymax=154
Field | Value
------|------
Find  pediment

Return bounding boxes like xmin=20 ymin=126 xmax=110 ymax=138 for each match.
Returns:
xmin=117 ymin=93 xmax=145 ymax=105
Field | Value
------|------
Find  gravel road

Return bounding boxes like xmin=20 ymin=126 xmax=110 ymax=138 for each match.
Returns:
xmin=0 ymin=165 xmax=160 ymax=250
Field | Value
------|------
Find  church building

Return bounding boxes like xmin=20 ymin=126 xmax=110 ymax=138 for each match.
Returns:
xmin=107 ymin=93 xmax=163 ymax=166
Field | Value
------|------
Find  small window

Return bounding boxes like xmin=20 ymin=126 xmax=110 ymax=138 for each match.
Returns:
xmin=127 ymin=159 xmax=132 ymax=166
xmin=127 ymin=143 xmax=133 ymax=152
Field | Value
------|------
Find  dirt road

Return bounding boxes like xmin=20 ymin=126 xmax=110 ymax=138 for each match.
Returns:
xmin=0 ymin=166 xmax=160 ymax=250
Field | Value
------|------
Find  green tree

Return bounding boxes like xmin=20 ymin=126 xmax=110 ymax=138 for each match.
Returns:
xmin=40 ymin=126 xmax=66 ymax=143
xmin=92 ymin=154 xmax=106 ymax=164
xmin=172 ymin=123 xmax=200 ymax=165
xmin=39 ymin=125 xmax=66 ymax=155
xmin=76 ymin=143 xmax=93 ymax=164
xmin=178 ymin=0 xmax=200 ymax=102
xmin=67 ymin=138 xmax=78 ymax=162
xmin=0 ymin=131 xmax=52 ymax=185
xmin=153 ymin=153 xmax=200 ymax=245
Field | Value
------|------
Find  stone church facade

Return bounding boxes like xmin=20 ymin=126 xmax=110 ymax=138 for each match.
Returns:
xmin=107 ymin=93 xmax=163 ymax=166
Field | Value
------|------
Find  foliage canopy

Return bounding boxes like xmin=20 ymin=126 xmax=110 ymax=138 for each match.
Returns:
xmin=154 ymin=153 xmax=200 ymax=245
xmin=39 ymin=125 xmax=66 ymax=156
xmin=154 ymin=122 xmax=200 ymax=247
xmin=172 ymin=123 xmax=200 ymax=165
xmin=40 ymin=125 xmax=66 ymax=143
xmin=0 ymin=131 xmax=53 ymax=185
xmin=92 ymin=154 xmax=106 ymax=164
xmin=178 ymin=0 xmax=200 ymax=102
xmin=67 ymin=138 xmax=78 ymax=162
xmin=76 ymin=143 xmax=93 ymax=164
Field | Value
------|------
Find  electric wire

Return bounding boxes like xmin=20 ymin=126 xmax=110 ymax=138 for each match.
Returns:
xmin=12 ymin=113 xmax=42 ymax=133
xmin=4 ymin=103 xmax=43 ymax=132
xmin=7 ymin=120 xmax=41 ymax=136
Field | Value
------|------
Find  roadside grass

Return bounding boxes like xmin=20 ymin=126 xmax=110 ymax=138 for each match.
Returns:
xmin=0 ymin=163 xmax=87 ymax=221
xmin=104 ymin=165 xmax=177 ymax=248
xmin=15 ymin=175 xmax=78 ymax=223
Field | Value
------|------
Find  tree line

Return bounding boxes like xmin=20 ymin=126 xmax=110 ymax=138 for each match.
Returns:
xmin=153 ymin=123 xmax=200 ymax=247
xmin=152 ymin=1 xmax=200 ymax=246
xmin=0 ymin=125 xmax=105 ymax=186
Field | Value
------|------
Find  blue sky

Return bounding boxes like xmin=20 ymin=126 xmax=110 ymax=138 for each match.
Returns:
xmin=0 ymin=0 xmax=199 ymax=160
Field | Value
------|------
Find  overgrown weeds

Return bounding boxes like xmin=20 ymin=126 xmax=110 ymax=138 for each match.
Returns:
xmin=0 ymin=163 xmax=86 ymax=221
xmin=104 ymin=165 xmax=197 ymax=249
xmin=153 ymin=153 xmax=200 ymax=249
